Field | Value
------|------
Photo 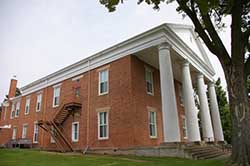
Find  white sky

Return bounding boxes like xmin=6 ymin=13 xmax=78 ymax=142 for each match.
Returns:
xmin=0 ymin=0 xmax=230 ymax=102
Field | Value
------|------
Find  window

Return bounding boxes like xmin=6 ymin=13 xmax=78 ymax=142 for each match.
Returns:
xmin=36 ymin=93 xmax=42 ymax=112
xmin=182 ymin=115 xmax=188 ymax=139
xmin=98 ymin=112 xmax=108 ymax=139
xmin=22 ymin=124 xmax=28 ymax=139
xmin=179 ymin=85 xmax=184 ymax=106
xmin=25 ymin=97 xmax=30 ymax=115
xmin=72 ymin=122 xmax=79 ymax=142
xmin=12 ymin=126 xmax=17 ymax=140
xmin=145 ymin=68 xmax=154 ymax=95
xmin=15 ymin=101 xmax=20 ymax=118
xmin=33 ymin=122 xmax=39 ymax=143
xmin=50 ymin=126 xmax=55 ymax=143
xmin=10 ymin=103 xmax=15 ymax=119
xmin=98 ymin=69 xmax=109 ymax=95
xmin=75 ymin=87 xmax=80 ymax=97
xmin=53 ymin=86 xmax=61 ymax=107
xmin=149 ymin=111 xmax=157 ymax=138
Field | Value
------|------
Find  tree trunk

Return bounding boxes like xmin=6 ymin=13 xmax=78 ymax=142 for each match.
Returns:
xmin=224 ymin=64 xmax=250 ymax=166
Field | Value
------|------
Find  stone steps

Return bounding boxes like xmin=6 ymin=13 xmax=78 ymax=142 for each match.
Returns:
xmin=184 ymin=145 xmax=229 ymax=160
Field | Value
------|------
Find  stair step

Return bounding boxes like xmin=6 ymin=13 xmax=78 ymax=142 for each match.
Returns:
xmin=198 ymin=151 xmax=226 ymax=159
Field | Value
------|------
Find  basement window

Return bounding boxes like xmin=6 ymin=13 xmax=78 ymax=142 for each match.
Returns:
xmin=72 ymin=122 xmax=79 ymax=142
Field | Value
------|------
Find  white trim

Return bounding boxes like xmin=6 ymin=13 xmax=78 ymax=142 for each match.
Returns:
xmin=98 ymin=69 xmax=109 ymax=96
xmin=98 ymin=111 xmax=109 ymax=140
xmin=71 ymin=122 xmax=79 ymax=142
xmin=19 ymin=23 xmax=215 ymax=97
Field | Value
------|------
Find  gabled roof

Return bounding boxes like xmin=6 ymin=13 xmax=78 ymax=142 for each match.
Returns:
xmin=18 ymin=23 xmax=216 ymax=97
xmin=167 ymin=23 xmax=214 ymax=73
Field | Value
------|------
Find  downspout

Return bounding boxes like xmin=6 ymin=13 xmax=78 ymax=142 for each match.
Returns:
xmin=83 ymin=59 xmax=91 ymax=154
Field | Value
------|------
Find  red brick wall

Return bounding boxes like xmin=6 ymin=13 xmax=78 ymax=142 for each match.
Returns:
xmin=0 ymin=55 xmax=186 ymax=150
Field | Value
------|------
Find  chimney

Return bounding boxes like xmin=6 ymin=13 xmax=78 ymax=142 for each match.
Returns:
xmin=8 ymin=79 xmax=17 ymax=99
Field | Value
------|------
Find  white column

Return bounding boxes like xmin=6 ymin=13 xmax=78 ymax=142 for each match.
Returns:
xmin=208 ymin=82 xmax=224 ymax=141
xmin=158 ymin=42 xmax=180 ymax=142
xmin=197 ymin=74 xmax=214 ymax=142
xmin=182 ymin=61 xmax=201 ymax=142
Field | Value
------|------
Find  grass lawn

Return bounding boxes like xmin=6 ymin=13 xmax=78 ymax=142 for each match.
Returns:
xmin=0 ymin=149 xmax=225 ymax=166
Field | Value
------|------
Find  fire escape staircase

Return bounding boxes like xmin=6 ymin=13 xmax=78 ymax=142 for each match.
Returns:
xmin=38 ymin=91 xmax=82 ymax=152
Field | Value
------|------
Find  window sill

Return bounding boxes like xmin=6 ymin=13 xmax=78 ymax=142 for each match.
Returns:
xmin=98 ymin=92 xmax=108 ymax=96
xmin=72 ymin=140 xmax=79 ymax=143
xmin=147 ymin=92 xmax=154 ymax=96
xmin=98 ymin=137 xmax=109 ymax=140
xmin=52 ymin=105 xmax=59 ymax=108
xmin=150 ymin=136 xmax=158 ymax=139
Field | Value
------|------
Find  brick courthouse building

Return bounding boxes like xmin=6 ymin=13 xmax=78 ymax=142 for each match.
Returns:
xmin=0 ymin=24 xmax=224 ymax=156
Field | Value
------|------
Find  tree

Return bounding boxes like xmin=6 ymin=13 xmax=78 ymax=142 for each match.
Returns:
xmin=99 ymin=0 xmax=250 ymax=165
xmin=215 ymin=78 xmax=231 ymax=144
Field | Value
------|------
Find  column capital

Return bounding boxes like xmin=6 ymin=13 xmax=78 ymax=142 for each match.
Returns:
xmin=197 ymin=73 xmax=204 ymax=79
xmin=182 ymin=59 xmax=190 ymax=67
xmin=158 ymin=42 xmax=171 ymax=51
xmin=208 ymin=81 xmax=215 ymax=87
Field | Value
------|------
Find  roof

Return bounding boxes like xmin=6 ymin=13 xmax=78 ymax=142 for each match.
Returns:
xmin=17 ymin=23 xmax=215 ymax=97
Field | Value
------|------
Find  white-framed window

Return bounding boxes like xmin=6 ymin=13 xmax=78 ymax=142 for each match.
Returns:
xmin=33 ymin=122 xmax=39 ymax=143
xmin=25 ymin=97 xmax=30 ymax=115
xmin=98 ymin=69 xmax=109 ymax=95
xmin=50 ymin=126 xmax=55 ymax=143
xmin=22 ymin=124 xmax=28 ymax=139
xmin=4 ymin=106 xmax=8 ymax=120
xmin=145 ymin=68 xmax=154 ymax=95
xmin=72 ymin=122 xmax=79 ymax=142
xmin=182 ymin=115 xmax=188 ymax=139
xmin=10 ymin=103 xmax=15 ymax=119
xmin=12 ymin=126 xmax=17 ymax=140
xmin=179 ymin=84 xmax=184 ymax=106
xmin=149 ymin=111 xmax=157 ymax=138
xmin=36 ymin=93 xmax=42 ymax=112
xmin=98 ymin=112 xmax=108 ymax=140
xmin=53 ymin=86 xmax=61 ymax=107
xmin=15 ymin=101 xmax=20 ymax=118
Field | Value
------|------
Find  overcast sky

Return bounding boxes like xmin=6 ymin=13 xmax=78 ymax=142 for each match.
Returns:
xmin=0 ymin=0 xmax=230 ymax=102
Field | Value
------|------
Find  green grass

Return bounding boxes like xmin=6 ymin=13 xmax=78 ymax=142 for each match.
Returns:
xmin=0 ymin=149 xmax=225 ymax=166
